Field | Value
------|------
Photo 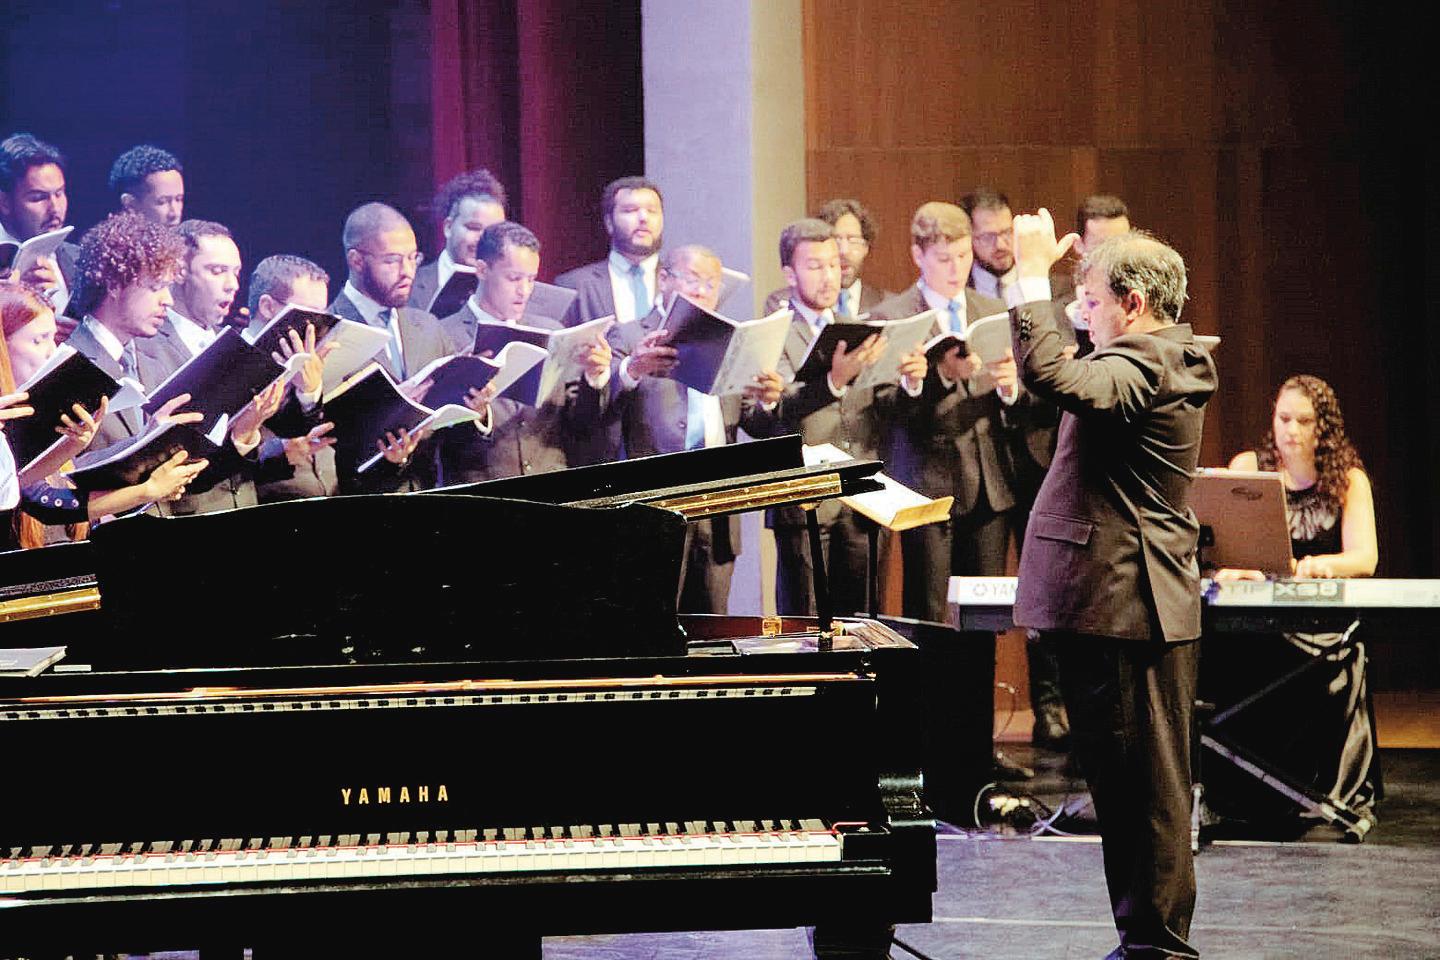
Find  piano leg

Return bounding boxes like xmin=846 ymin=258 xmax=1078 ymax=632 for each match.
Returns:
xmin=805 ymin=507 xmax=835 ymax=643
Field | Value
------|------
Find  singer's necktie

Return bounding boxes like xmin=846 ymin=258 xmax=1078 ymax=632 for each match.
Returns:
xmin=837 ymin=288 xmax=851 ymax=317
xmin=948 ymin=299 xmax=964 ymax=335
xmin=380 ymin=308 xmax=405 ymax=378
xmin=629 ymin=263 xmax=651 ymax=319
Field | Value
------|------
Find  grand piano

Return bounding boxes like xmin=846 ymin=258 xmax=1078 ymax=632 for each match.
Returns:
xmin=0 ymin=436 xmax=936 ymax=956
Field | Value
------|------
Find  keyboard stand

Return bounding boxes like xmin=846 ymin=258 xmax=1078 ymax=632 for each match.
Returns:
xmin=1197 ymin=618 xmax=1379 ymax=842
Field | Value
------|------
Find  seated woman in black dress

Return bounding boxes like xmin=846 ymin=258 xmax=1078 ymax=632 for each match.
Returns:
xmin=1209 ymin=374 xmax=1379 ymax=826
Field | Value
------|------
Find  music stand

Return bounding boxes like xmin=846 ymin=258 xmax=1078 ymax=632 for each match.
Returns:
xmin=1191 ymin=469 xmax=1292 ymax=574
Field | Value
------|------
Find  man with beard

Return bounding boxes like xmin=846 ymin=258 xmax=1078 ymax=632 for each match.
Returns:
xmin=435 ymin=221 xmax=611 ymax=484
xmin=764 ymin=198 xmax=887 ymax=318
xmin=607 ymin=243 xmax=783 ymax=612
xmin=961 ymin=187 xmax=1018 ymax=300
xmin=0 ymin=133 xmax=79 ymax=316
xmin=329 ymin=202 xmax=456 ymax=493
xmin=409 ymin=167 xmax=507 ymax=314
xmin=741 ymin=218 xmax=898 ymax=617
xmin=556 ymin=176 xmax=664 ymax=326
xmin=108 ymin=145 xmax=185 ymax=227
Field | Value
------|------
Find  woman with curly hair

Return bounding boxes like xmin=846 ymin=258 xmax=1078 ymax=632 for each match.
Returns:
xmin=1227 ymin=374 xmax=1378 ymax=578
xmin=1207 ymin=374 xmax=1380 ymax=829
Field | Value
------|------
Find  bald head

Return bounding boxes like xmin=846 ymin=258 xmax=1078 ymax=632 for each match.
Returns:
xmin=343 ymin=202 xmax=420 ymax=308
xmin=659 ymin=244 xmax=724 ymax=313
xmin=342 ymin=202 xmax=410 ymax=252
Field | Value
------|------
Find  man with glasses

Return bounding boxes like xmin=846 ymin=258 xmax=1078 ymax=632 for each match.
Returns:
xmin=961 ymin=187 xmax=1018 ymax=301
xmin=329 ymin=202 xmax=454 ymax=492
xmin=764 ymin=198 xmax=887 ymax=318
xmin=606 ymin=244 xmax=783 ymax=612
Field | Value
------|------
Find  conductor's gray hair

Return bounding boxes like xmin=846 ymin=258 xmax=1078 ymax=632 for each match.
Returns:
xmin=1078 ymin=231 xmax=1188 ymax=324
xmin=342 ymin=202 xmax=410 ymax=252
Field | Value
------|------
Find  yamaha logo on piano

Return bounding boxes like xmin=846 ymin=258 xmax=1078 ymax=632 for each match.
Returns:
xmin=1272 ymin=580 xmax=1344 ymax=603
xmin=340 ymin=784 xmax=450 ymax=806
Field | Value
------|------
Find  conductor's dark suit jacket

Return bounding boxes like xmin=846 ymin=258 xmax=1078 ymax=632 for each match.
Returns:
xmin=1010 ymin=298 xmax=1217 ymax=643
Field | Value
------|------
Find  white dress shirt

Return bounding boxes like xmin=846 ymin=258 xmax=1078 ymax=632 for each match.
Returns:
xmin=970 ymin=262 xmax=1018 ymax=301
xmin=343 ymin=280 xmax=405 ymax=376
xmin=167 ymin=308 xmax=220 ymax=358
xmin=606 ymin=250 xmax=659 ymax=324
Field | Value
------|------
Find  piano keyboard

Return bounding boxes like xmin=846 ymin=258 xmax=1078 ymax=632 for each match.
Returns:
xmin=1 ymin=820 xmax=847 ymax=895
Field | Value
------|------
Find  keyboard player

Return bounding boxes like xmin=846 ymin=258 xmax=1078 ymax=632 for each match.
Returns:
xmin=1207 ymin=375 xmax=1380 ymax=827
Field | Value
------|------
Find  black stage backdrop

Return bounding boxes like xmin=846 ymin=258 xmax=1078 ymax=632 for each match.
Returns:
xmin=2 ymin=0 xmax=642 ymax=288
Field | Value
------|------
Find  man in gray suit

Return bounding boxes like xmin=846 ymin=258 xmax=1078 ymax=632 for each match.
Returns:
xmin=607 ymin=243 xmax=782 ymax=613
xmin=741 ymin=218 xmax=890 ymax=617
xmin=871 ymin=201 xmax=1021 ymax=621
xmin=435 ymin=221 xmax=610 ymax=484
xmin=328 ymin=202 xmax=456 ymax=493
xmin=408 ymin=167 xmax=507 ymax=316
xmin=555 ymin=175 xmax=664 ymax=328
xmin=1009 ymin=211 xmax=1216 ymax=960
xmin=763 ymin=199 xmax=888 ymax=319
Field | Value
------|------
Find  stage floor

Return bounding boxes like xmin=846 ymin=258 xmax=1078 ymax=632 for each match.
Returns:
xmin=548 ymin=748 xmax=1440 ymax=960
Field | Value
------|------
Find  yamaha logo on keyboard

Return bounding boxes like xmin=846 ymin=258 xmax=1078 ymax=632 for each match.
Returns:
xmin=341 ymin=784 xmax=450 ymax=806
xmin=1272 ymin=580 xmax=1345 ymax=603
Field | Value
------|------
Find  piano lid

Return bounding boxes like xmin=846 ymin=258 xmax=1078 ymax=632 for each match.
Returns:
xmin=86 ymin=496 xmax=689 ymax=667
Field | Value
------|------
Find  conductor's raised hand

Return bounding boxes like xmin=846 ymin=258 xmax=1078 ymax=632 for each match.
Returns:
xmin=628 ymin=329 xmax=678 ymax=379
xmin=1012 ymin=207 xmax=1080 ymax=279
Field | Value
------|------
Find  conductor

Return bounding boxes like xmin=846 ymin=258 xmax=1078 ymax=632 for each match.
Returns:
xmin=1004 ymin=210 xmax=1217 ymax=959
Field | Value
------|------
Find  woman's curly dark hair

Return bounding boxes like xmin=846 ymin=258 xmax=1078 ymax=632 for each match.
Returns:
xmin=1256 ymin=374 xmax=1365 ymax=515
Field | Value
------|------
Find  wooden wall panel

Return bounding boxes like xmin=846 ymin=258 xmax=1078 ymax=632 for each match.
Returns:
xmin=801 ymin=0 xmax=1433 ymax=617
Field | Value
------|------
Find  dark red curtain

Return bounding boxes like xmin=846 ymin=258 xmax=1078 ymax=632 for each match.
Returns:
xmin=430 ymin=0 xmax=644 ymax=280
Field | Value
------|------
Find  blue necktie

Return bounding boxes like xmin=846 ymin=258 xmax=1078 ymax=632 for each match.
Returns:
xmin=948 ymin=299 xmax=964 ymax=335
xmin=629 ymin=263 xmax=651 ymax=319
xmin=837 ymin=288 xmax=851 ymax=317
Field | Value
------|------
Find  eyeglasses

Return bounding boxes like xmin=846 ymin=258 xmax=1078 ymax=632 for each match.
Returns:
xmin=355 ymin=249 xmax=424 ymax=268
xmin=973 ymin=231 xmax=1011 ymax=248
xmin=661 ymin=269 xmax=719 ymax=295
xmin=833 ymin=234 xmax=869 ymax=250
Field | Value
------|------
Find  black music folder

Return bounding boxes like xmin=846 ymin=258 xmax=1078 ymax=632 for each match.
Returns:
xmin=65 ymin=418 xmax=219 ymax=493
xmin=323 ymin=362 xmax=482 ymax=472
xmin=142 ymin=328 xmax=284 ymax=435
xmin=428 ymin=265 xmax=478 ymax=320
xmin=9 ymin=346 xmax=141 ymax=472
xmin=660 ymin=297 xmax=790 ymax=396
xmin=244 ymin=304 xmax=339 ymax=357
